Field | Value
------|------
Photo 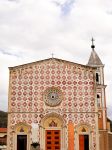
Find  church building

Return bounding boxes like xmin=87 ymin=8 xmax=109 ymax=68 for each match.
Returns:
xmin=7 ymin=42 xmax=108 ymax=150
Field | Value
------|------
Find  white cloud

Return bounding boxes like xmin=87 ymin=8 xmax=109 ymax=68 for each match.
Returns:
xmin=0 ymin=0 xmax=112 ymax=118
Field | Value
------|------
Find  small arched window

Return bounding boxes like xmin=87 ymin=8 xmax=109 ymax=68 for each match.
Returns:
xmin=97 ymin=94 xmax=101 ymax=107
xmin=96 ymin=73 xmax=99 ymax=82
xmin=97 ymin=94 xmax=100 ymax=98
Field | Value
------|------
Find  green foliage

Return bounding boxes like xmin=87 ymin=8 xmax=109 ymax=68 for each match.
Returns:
xmin=0 ymin=111 xmax=7 ymax=127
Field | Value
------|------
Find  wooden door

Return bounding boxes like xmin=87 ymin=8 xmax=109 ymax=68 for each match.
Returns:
xmin=84 ymin=135 xmax=89 ymax=150
xmin=79 ymin=135 xmax=84 ymax=150
xmin=79 ymin=135 xmax=89 ymax=150
xmin=46 ymin=130 xmax=60 ymax=150
xmin=17 ymin=135 xmax=27 ymax=150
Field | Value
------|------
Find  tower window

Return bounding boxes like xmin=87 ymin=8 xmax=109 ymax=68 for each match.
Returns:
xmin=96 ymin=73 xmax=99 ymax=82
xmin=97 ymin=94 xmax=101 ymax=107
xmin=97 ymin=94 xmax=100 ymax=98
xmin=98 ymin=112 xmax=102 ymax=118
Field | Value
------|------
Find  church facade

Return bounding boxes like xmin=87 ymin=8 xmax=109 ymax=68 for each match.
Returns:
xmin=7 ymin=47 xmax=108 ymax=150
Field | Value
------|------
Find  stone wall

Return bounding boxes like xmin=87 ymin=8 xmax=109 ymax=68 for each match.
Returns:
xmin=108 ymin=133 xmax=112 ymax=150
xmin=99 ymin=130 xmax=108 ymax=150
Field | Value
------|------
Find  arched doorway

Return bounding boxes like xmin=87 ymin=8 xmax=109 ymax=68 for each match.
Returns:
xmin=75 ymin=124 xmax=92 ymax=150
xmin=40 ymin=113 xmax=67 ymax=150
xmin=14 ymin=123 xmax=31 ymax=150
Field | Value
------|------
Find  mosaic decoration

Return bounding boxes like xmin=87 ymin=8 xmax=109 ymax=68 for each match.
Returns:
xmin=16 ymin=125 xmax=28 ymax=133
xmin=49 ymin=120 xmax=57 ymax=127
xmin=81 ymin=127 xmax=87 ymax=132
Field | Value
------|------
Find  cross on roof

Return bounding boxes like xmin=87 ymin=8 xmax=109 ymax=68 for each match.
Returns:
xmin=91 ymin=37 xmax=95 ymax=45
xmin=91 ymin=37 xmax=95 ymax=49
xmin=51 ymin=53 xmax=54 ymax=58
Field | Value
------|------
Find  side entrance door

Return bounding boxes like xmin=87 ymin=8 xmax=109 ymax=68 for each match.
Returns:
xmin=17 ymin=135 xmax=27 ymax=150
xmin=79 ymin=135 xmax=89 ymax=150
xmin=46 ymin=130 xmax=60 ymax=150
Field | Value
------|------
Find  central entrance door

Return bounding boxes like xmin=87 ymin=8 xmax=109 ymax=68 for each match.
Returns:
xmin=79 ymin=135 xmax=89 ymax=150
xmin=46 ymin=130 xmax=60 ymax=150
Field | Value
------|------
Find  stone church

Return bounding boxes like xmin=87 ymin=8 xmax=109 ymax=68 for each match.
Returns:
xmin=7 ymin=43 xmax=108 ymax=150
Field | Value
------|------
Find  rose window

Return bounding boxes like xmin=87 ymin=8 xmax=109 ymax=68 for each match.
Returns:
xmin=44 ymin=87 xmax=63 ymax=106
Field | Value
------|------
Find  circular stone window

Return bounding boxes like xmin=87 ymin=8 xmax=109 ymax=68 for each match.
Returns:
xmin=44 ymin=87 xmax=63 ymax=106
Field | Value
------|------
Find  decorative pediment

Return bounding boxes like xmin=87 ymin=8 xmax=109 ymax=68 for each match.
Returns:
xmin=15 ymin=123 xmax=31 ymax=133
xmin=78 ymin=124 xmax=90 ymax=133
xmin=41 ymin=113 xmax=64 ymax=128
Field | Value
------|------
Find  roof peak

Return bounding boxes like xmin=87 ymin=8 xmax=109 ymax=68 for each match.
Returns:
xmin=9 ymin=57 xmax=94 ymax=69
xmin=87 ymin=38 xmax=104 ymax=67
xmin=87 ymin=49 xmax=103 ymax=67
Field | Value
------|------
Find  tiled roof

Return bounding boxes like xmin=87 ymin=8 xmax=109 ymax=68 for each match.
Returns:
xmin=0 ymin=128 xmax=7 ymax=133
xmin=87 ymin=49 xmax=103 ymax=66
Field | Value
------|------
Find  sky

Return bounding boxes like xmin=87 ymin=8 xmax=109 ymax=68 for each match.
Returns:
xmin=0 ymin=0 xmax=112 ymax=119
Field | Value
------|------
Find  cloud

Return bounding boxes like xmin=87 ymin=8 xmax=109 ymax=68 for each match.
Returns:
xmin=53 ymin=0 xmax=76 ymax=15
xmin=0 ymin=0 xmax=112 ymax=119
xmin=0 ymin=48 xmax=22 ymax=57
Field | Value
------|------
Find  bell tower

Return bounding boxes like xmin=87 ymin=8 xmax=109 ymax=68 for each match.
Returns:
xmin=87 ymin=38 xmax=108 ymax=150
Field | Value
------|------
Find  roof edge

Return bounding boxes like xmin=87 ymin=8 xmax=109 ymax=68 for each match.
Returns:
xmin=9 ymin=57 xmax=96 ymax=70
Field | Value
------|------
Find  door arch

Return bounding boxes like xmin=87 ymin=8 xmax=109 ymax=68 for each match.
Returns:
xmin=14 ymin=123 xmax=31 ymax=150
xmin=40 ymin=113 xmax=67 ymax=150
xmin=75 ymin=124 xmax=92 ymax=150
